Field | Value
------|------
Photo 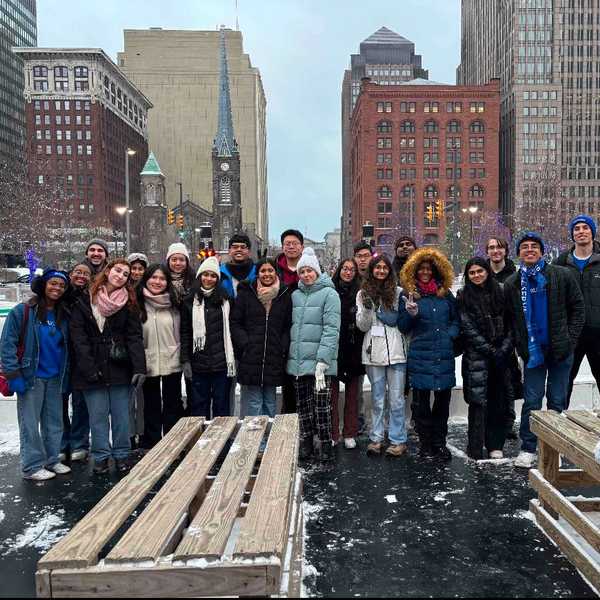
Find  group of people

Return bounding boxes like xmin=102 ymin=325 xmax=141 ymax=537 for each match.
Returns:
xmin=1 ymin=214 xmax=597 ymax=480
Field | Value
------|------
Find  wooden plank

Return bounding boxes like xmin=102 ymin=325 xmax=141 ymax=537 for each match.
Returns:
xmin=47 ymin=564 xmax=269 ymax=598
xmin=530 ymin=469 xmax=600 ymax=552
xmin=35 ymin=570 xmax=52 ymax=598
xmin=557 ymin=470 xmax=600 ymax=489
xmin=38 ymin=418 xmax=204 ymax=570
xmin=538 ymin=440 xmax=560 ymax=518
xmin=106 ymin=417 xmax=237 ymax=564
xmin=530 ymin=411 xmax=600 ymax=483
xmin=234 ymin=414 xmax=299 ymax=560
xmin=531 ymin=499 xmax=600 ymax=593
xmin=566 ymin=411 xmax=600 ymax=437
xmin=174 ymin=416 xmax=268 ymax=561
xmin=570 ymin=500 xmax=600 ymax=513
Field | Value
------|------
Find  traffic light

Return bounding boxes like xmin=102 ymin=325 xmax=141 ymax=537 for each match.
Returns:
xmin=435 ymin=200 xmax=444 ymax=220
xmin=206 ymin=241 xmax=216 ymax=257
xmin=167 ymin=208 xmax=175 ymax=225
xmin=426 ymin=204 xmax=434 ymax=222
xmin=177 ymin=215 xmax=184 ymax=229
xmin=197 ymin=242 xmax=207 ymax=261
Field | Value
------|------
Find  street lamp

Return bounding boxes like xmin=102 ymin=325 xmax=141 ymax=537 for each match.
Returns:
xmin=462 ymin=205 xmax=479 ymax=256
xmin=116 ymin=206 xmax=127 ymax=255
xmin=125 ymin=148 xmax=137 ymax=254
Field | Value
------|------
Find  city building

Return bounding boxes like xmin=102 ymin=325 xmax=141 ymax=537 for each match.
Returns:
xmin=0 ymin=0 xmax=37 ymax=163
xmin=341 ymin=27 xmax=429 ymax=256
xmin=14 ymin=48 xmax=152 ymax=241
xmin=117 ymin=27 xmax=268 ymax=245
xmin=458 ymin=0 xmax=600 ymax=236
xmin=350 ymin=78 xmax=500 ymax=251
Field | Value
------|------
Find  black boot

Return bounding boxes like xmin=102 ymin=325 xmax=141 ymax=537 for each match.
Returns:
xmin=93 ymin=458 xmax=110 ymax=474
xmin=419 ymin=443 xmax=435 ymax=458
xmin=321 ymin=443 xmax=334 ymax=462
xmin=299 ymin=437 xmax=314 ymax=460
xmin=433 ymin=445 xmax=452 ymax=461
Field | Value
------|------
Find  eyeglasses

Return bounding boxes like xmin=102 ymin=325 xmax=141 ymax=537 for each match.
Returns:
xmin=72 ymin=269 xmax=91 ymax=278
xmin=284 ymin=241 xmax=301 ymax=248
xmin=355 ymin=251 xmax=372 ymax=259
xmin=341 ymin=266 xmax=356 ymax=273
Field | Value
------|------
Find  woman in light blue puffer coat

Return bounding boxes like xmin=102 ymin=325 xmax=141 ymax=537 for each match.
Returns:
xmin=287 ymin=248 xmax=341 ymax=462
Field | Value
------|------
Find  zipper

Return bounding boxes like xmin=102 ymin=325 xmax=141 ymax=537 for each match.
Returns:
xmin=261 ymin=313 xmax=269 ymax=386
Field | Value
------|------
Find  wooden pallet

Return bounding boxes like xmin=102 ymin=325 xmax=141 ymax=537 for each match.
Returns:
xmin=36 ymin=414 xmax=302 ymax=598
xmin=529 ymin=410 xmax=600 ymax=591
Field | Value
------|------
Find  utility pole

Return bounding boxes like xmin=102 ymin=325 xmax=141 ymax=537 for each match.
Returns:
xmin=176 ymin=182 xmax=184 ymax=240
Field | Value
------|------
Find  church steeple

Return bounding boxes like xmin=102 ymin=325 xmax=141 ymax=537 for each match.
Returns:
xmin=213 ymin=28 xmax=238 ymax=158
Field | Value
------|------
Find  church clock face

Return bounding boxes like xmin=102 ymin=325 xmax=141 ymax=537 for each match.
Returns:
xmin=220 ymin=162 xmax=230 ymax=172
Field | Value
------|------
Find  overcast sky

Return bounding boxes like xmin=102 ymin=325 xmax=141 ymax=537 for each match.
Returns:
xmin=38 ymin=0 xmax=461 ymax=242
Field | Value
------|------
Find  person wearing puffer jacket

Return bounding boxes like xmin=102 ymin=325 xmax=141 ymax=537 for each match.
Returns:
xmin=287 ymin=248 xmax=341 ymax=462
xmin=356 ymin=255 xmax=408 ymax=458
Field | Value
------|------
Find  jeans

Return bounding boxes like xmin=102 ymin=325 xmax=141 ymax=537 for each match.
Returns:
xmin=17 ymin=377 xmax=63 ymax=475
xmin=191 ymin=372 xmax=231 ymax=419
xmin=241 ymin=385 xmax=277 ymax=418
xmin=143 ymin=372 xmax=184 ymax=448
xmin=520 ymin=354 xmax=574 ymax=453
xmin=61 ymin=390 xmax=90 ymax=453
xmin=366 ymin=364 xmax=407 ymax=445
xmin=83 ymin=385 xmax=131 ymax=462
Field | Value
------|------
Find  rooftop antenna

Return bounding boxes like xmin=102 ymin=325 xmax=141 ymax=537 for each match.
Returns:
xmin=235 ymin=0 xmax=239 ymax=31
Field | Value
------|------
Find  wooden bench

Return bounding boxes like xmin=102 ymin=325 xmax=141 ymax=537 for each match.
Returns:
xmin=36 ymin=414 xmax=302 ymax=598
xmin=529 ymin=410 xmax=600 ymax=591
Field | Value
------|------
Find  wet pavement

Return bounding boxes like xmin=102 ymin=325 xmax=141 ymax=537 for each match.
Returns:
xmin=0 ymin=423 xmax=598 ymax=598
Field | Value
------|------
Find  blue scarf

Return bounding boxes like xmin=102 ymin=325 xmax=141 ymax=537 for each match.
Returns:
xmin=520 ymin=259 xmax=549 ymax=369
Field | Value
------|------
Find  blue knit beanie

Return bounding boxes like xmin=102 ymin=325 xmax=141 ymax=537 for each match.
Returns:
xmin=515 ymin=231 xmax=545 ymax=255
xmin=569 ymin=215 xmax=597 ymax=241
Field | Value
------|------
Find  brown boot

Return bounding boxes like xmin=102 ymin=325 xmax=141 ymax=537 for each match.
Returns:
xmin=385 ymin=443 xmax=407 ymax=457
xmin=367 ymin=441 xmax=383 ymax=455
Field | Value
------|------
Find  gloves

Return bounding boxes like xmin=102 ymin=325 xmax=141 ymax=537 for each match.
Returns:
xmin=362 ymin=295 xmax=374 ymax=310
xmin=183 ymin=362 xmax=193 ymax=380
xmin=9 ymin=376 xmax=26 ymax=395
xmin=315 ymin=362 xmax=328 ymax=392
xmin=404 ymin=294 xmax=418 ymax=317
xmin=131 ymin=374 xmax=146 ymax=389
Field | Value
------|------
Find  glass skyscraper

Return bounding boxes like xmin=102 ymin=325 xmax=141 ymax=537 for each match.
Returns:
xmin=0 ymin=0 xmax=37 ymax=163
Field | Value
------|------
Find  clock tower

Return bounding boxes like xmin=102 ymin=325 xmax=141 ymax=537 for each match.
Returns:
xmin=212 ymin=28 xmax=242 ymax=252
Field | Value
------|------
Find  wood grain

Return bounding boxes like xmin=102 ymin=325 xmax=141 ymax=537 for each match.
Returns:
xmin=557 ymin=469 xmax=600 ymax=488
xmin=569 ymin=499 xmax=600 ymax=512
xmin=35 ymin=570 xmax=52 ymax=598
xmin=538 ymin=440 xmax=560 ymax=518
xmin=174 ymin=416 xmax=268 ymax=561
xmin=565 ymin=410 xmax=600 ymax=436
xmin=234 ymin=414 xmax=299 ymax=560
xmin=106 ymin=417 xmax=237 ymax=564
xmin=38 ymin=418 xmax=204 ymax=570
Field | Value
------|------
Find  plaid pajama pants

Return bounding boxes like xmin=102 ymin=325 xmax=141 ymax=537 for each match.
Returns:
xmin=293 ymin=375 xmax=333 ymax=444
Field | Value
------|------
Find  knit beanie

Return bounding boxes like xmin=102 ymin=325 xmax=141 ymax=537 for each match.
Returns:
xmin=394 ymin=236 xmax=417 ymax=251
xmin=127 ymin=252 xmax=149 ymax=267
xmin=296 ymin=247 xmax=322 ymax=276
xmin=196 ymin=256 xmax=221 ymax=279
xmin=569 ymin=215 xmax=597 ymax=241
xmin=86 ymin=239 xmax=109 ymax=255
xmin=166 ymin=242 xmax=190 ymax=261
xmin=515 ymin=231 xmax=545 ymax=255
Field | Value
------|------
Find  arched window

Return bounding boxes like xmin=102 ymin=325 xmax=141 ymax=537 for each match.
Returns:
xmin=220 ymin=176 xmax=232 ymax=203
xmin=377 ymin=234 xmax=394 ymax=246
xmin=400 ymin=120 xmax=416 ymax=133
xmin=377 ymin=120 xmax=392 ymax=134
xmin=424 ymin=119 xmax=439 ymax=133
xmin=470 ymin=184 xmax=485 ymax=198
xmin=447 ymin=120 xmax=461 ymax=133
xmin=378 ymin=185 xmax=392 ymax=198
xmin=470 ymin=120 xmax=485 ymax=133
xmin=400 ymin=184 xmax=415 ymax=198
xmin=447 ymin=184 xmax=461 ymax=199
xmin=424 ymin=184 xmax=438 ymax=199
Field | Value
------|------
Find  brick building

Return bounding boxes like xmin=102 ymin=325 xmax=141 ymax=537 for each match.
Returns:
xmin=350 ymin=79 xmax=500 ymax=250
xmin=13 ymin=48 xmax=152 ymax=236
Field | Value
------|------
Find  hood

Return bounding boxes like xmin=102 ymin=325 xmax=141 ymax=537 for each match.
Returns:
xmin=298 ymin=273 xmax=335 ymax=294
xmin=400 ymin=247 xmax=454 ymax=298
xmin=277 ymin=253 xmax=295 ymax=274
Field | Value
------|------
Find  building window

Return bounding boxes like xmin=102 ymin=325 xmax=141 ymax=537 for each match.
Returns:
xmin=86 ymin=145 xmax=92 ymax=156
xmin=56 ymin=131 xmax=62 ymax=141
xmin=470 ymin=102 xmax=485 ymax=113
xmin=423 ymin=138 xmax=439 ymax=149
xmin=377 ymin=168 xmax=393 ymax=180
xmin=446 ymin=102 xmax=462 ymax=113
xmin=424 ymin=102 xmax=439 ymax=113
xmin=55 ymin=115 xmax=62 ymax=125
xmin=447 ymin=120 xmax=461 ymax=133
xmin=37 ymin=175 xmax=44 ymax=184
xmin=45 ymin=145 xmax=52 ymax=155
xmin=220 ymin=176 xmax=232 ymax=203
xmin=376 ymin=153 xmax=392 ymax=165
xmin=469 ymin=136 xmax=485 ymax=148
xmin=424 ymin=152 xmax=440 ymax=163
xmin=468 ymin=168 xmax=486 ymax=178
xmin=378 ymin=186 xmax=392 ymax=199
xmin=34 ymin=100 xmax=41 ymax=111
xmin=401 ymin=184 xmax=415 ymax=198
xmin=377 ymin=202 xmax=393 ymax=213
xmin=34 ymin=80 xmax=48 ymax=91
xmin=424 ymin=168 xmax=440 ymax=179
xmin=448 ymin=184 xmax=461 ymax=199
xmin=33 ymin=66 xmax=48 ymax=77
xmin=54 ymin=66 xmax=68 ymax=79
xmin=400 ymin=152 xmax=416 ymax=164
xmin=470 ymin=121 xmax=485 ymax=133
xmin=377 ymin=120 xmax=392 ymax=133
xmin=424 ymin=120 xmax=439 ymax=133
xmin=400 ymin=120 xmax=415 ymax=133
xmin=424 ymin=185 xmax=438 ymax=199
xmin=35 ymin=130 xmax=42 ymax=140
xmin=35 ymin=115 xmax=41 ymax=125
xmin=400 ymin=137 xmax=415 ymax=148
xmin=470 ymin=184 xmax=485 ymax=198
xmin=75 ymin=80 xmax=90 ymax=91
xmin=400 ymin=102 xmax=416 ymax=113
xmin=399 ymin=168 xmax=416 ymax=180
xmin=74 ymin=66 xmax=88 ymax=78
xmin=377 ymin=138 xmax=392 ymax=149
xmin=446 ymin=150 xmax=462 ymax=163
xmin=376 ymin=101 xmax=392 ymax=113
xmin=66 ymin=146 xmax=72 ymax=155
xmin=469 ymin=152 xmax=485 ymax=163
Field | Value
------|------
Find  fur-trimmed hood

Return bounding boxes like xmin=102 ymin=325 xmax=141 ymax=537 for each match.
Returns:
xmin=399 ymin=247 xmax=454 ymax=298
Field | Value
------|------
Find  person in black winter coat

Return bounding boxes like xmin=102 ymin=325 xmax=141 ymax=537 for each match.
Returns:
xmin=457 ymin=257 xmax=514 ymax=460
xmin=330 ymin=259 xmax=364 ymax=449
xmin=486 ymin=237 xmax=517 ymax=284
xmin=69 ymin=259 xmax=146 ymax=474
xmin=230 ymin=258 xmax=292 ymax=418
xmin=180 ymin=257 xmax=236 ymax=419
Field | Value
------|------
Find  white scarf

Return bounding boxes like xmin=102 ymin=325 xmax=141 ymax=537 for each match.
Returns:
xmin=192 ymin=296 xmax=236 ymax=377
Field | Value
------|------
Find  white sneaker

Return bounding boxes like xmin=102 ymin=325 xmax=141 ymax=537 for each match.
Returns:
xmin=70 ymin=449 xmax=88 ymax=462
xmin=514 ymin=451 xmax=536 ymax=469
xmin=489 ymin=450 xmax=504 ymax=460
xmin=49 ymin=462 xmax=72 ymax=475
xmin=24 ymin=468 xmax=56 ymax=481
xmin=344 ymin=438 xmax=357 ymax=449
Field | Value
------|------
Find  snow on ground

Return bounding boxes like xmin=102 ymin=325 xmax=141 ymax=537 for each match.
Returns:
xmin=0 ymin=424 xmax=19 ymax=456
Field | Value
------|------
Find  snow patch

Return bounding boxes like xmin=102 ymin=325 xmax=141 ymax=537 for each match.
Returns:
xmin=514 ymin=509 xmax=536 ymax=523
xmin=446 ymin=443 xmax=468 ymax=460
xmin=0 ymin=510 xmax=5 ymax=524
xmin=0 ymin=425 xmax=20 ymax=455
xmin=244 ymin=418 xmax=264 ymax=431
xmin=5 ymin=508 xmax=68 ymax=553
xmin=385 ymin=495 xmax=398 ymax=504
xmin=229 ymin=442 xmax=241 ymax=453
xmin=434 ymin=488 xmax=465 ymax=504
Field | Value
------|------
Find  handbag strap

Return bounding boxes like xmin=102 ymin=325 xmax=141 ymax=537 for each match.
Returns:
xmin=16 ymin=304 xmax=30 ymax=363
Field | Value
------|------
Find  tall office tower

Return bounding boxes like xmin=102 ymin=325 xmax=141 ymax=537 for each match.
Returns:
xmin=459 ymin=0 xmax=600 ymax=235
xmin=0 ymin=0 xmax=37 ymax=163
xmin=118 ymin=28 xmax=268 ymax=245
xmin=341 ymin=27 xmax=429 ymax=255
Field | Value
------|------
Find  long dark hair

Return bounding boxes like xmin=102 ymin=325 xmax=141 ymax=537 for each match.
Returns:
xmin=361 ymin=255 xmax=397 ymax=310
xmin=333 ymin=258 xmax=360 ymax=295
xmin=29 ymin=272 xmax=70 ymax=325
xmin=136 ymin=264 xmax=179 ymax=323
xmin=460 ymin=257 xmax=505 ymax=315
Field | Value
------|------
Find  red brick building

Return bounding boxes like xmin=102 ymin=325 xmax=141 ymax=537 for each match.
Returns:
xmin=350 ymin=78 xmax=500 ymax=249
xmin=13 ymin=48 xmax=152 ymax=232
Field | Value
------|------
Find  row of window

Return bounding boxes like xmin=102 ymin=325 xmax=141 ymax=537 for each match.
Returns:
xmin=35 ymin=114 xmax=91 ymax=126
xmin=378 ymin=167 xmax=487 ymax=180
xmin=377 ymin=184 xmax=485 ymax=201
xmin=35 ymin=130 xmax=91 ymax=141
xmin=33 ymin=66 xmax=88 ymax=78
xmin=34 ymin=100 xmax=91 ymax=112
xmin=34 ymin=80 xmax=89 ymax=92
xmin=37 ymin=174 xmax=94 ymax=186
xmin=379 ymin=136 xmax=485 ymax=149
xmin=36 ymin=144 xmax=93 ymax=156
xmin=376 ymin=101 xmax=486 ymax=114
xmin=103 ymin=76 xmax=145 ymax=128
xmin=377 ymin=120 xmax=486 ymax=134
xmin=377 ymin=151 xmax=486 ymax=164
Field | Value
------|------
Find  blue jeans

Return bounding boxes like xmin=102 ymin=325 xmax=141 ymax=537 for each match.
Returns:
xmin=191 ymin=372 xmax=231 ymax=419
xmin=61 ymin=391 xmax=90 ymax=452
xmin=83 ymin=385 xmax=131 ymax=462
xmin=17 ymin=377 xmax=63 ymax=475
xmin=366 ymin=364 xmax=407 ymax=445
xmin=241 ymin=385 xmax=277 ymax=418
xmin=520 ymin=354 xmax=574 ymax=453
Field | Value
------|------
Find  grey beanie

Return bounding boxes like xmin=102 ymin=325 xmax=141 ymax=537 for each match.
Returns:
xmin=127 ymin=252 xmax=149 ymax=267
xmin=86 ymin=238 xmax=109 ymax=255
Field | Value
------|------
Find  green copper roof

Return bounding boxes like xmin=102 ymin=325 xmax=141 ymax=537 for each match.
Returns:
xmin=140 ymin=151 xmax=163 ymax=176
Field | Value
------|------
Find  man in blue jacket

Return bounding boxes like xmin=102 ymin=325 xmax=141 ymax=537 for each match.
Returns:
xmin=220 ymin=233 xmax=257 ymax=299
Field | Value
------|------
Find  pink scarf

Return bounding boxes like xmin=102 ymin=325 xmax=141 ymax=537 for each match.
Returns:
xmin=416 ymin=278 xmax=439 ymax=297
xmin=95 ymin=285 xmax=129 ymax=317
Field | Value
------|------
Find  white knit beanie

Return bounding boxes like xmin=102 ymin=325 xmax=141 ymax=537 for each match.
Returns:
xmin=166 ymin=242 xmax=189 ymax=261
xmin=196 ymin=256 xmax=221 ymax=279
xmin=296 ymin=247 xmax=321 ymax=276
